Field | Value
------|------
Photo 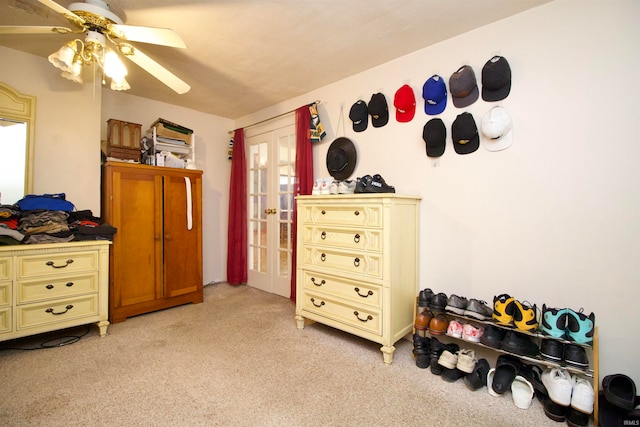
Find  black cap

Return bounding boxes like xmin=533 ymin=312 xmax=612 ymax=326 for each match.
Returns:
xmin=368 ymin=93 xmax=389 ymax=127
xmin=349 ymin=100 xmax=368 ymax=132
xmin=423 ymin=118 xmax=446 ymax=158
xmin=482 ymin=56 xmax=511 ymax=102
xmin=452 ymin=112 xmax=479 ymax=155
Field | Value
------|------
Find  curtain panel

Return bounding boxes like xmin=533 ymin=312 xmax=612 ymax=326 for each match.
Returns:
xmin=290 ymin=106 xmax=314 ymax=301
xmin=226 ymin=128 xmax=247 ymax=285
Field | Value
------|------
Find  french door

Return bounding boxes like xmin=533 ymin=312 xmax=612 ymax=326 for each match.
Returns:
xmin=245 ymin=118 xmax=296 ymax=298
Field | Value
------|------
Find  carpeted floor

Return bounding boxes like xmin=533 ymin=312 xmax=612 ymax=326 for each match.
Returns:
xmin=0 ymin=283 xmax=587 ymax=426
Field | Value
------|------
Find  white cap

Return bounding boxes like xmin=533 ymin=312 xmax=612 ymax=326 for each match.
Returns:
xmin=481 ymin=106 xmax=513 ymax=151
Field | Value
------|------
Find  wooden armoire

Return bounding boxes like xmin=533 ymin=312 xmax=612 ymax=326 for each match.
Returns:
xmin=102 ymin=162 xmax=203 ymax=322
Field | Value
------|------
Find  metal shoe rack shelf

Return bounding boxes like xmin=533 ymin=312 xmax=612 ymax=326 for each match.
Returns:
xmin=413 ymin=299 xmax=600 ymax=425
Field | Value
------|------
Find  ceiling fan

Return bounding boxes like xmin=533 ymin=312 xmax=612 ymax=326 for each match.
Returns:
xmin=0 ymin=0 xmax=190 ymax=94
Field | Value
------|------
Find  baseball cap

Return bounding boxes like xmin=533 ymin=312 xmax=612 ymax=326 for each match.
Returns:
xmin=349 ymin=100 xmax=369 ymax=132
xmin=423 ymin=118 xmax=446 ymax=157
xmin=482 ymin=56 xmax=511 ymax=102
xmin=481 ymin=106 xmax=513 ymax=151
xmin=452 ymin=112 xmax=479 ymax=154
xmin=449 ymin=65 xmax=479 ymax=108
xmin=422 ymin=75 xmax=447 ymax=115
xmin=393 ymin=84 xmax=416 ymax=122
xmin=368 ymin=93 xmax=389 ymax=127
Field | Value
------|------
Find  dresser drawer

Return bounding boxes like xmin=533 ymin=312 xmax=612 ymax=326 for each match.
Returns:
xmin=300 ymin=269 xmax=381 ymax=308
xmin=17 ymin=273 xmax=99 ymax=304
xmin=300 ymin=290 xmax=382 ymax=335
xmin=18 ymin=251 xmax=99 ymax=279
xmin=0 ymin=306 xmax=11 ymax=333
xmin=301 ymin=246 xmax=382 ymax=279
xmin=0 ymin=257 xmax=10 ymax=280
xmin=17 ymin=294 xmax=99 ymax=330
xmin=302 ymin=225 xmax=382 ymax=252
xmin=301 ymin=204 xmax=382 ymax=228
xmin=0 ymin=282 xmax=11 ymax=306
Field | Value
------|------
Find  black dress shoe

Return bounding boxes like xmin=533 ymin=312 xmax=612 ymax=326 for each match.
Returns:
xmin=501 ymin=331 xmax=539 ymax=357
xmin=564 ymin=344 xmax=588 ymax=370
xmin=429 ymin=292 xmax=448 ymax=313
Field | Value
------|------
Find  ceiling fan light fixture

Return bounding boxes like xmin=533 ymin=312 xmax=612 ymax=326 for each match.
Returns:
xmin=61 ymin=59 xmax=84 ymax=84
xmin=48 ymin=41 xmax=78 ymax=72
xmin=110 ymin=77 xmax=130 ymax=91
xmin=104 ymin=50 xmax=127 ymax=80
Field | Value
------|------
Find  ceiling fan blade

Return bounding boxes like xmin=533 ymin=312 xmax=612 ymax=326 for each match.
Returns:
xmin=0 ymin=25 xmax=74 ymax=35
xmin=119 ymin=44 xmax=190 ymax=94
xmin=111 ymin=24 xmax=186 ymax=49
xmin=34 ymin=0 xmax=85 ymax=27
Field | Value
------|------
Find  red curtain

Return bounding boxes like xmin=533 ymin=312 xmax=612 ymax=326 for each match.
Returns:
xmin=290 ymin=106 xmax=314 ymax=301
xmin=227 ymin=128 xmax=247 ymax=285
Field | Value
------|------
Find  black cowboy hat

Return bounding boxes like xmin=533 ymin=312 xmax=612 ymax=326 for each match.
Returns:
xmin=326 ymin=137 xmax=357 ymax=180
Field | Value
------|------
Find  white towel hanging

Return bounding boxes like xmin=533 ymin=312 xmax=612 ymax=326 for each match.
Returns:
xmin=184 ymin=176 xmax=192 ymax=230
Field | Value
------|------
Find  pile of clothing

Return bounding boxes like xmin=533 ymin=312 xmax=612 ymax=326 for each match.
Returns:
xmin=0 ymin=193 xmax=116 ymax=245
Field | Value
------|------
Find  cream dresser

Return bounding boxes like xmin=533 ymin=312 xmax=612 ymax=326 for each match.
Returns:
xmin=0 ymin=241 xmax=110 ymax=342
xmin=295 ymin=194 xmax=420 ymax=364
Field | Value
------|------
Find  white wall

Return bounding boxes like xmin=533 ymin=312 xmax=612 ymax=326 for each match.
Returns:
xmin=101 ymin=91 xmax=233 ymax=285
xmin=0 ymin=46 xmax=102 ymax=212
xmin=237 ymin=0 xmax=640 ymax=385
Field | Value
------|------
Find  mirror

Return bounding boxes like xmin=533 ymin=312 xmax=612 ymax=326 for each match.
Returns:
xmin=0 ymin=82 xmax=35 ymax=205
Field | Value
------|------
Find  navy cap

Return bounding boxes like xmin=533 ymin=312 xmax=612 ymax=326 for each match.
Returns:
xmin=422 ymin=75 xmax=447 ymax=115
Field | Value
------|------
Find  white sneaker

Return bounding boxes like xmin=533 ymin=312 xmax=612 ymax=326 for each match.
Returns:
xmin=437 ymin=350 xmax=458 ymax=369
xmin=462 ymin=323 xmax=483 ymax=342
xmin=456 ymin=349 xmax=476 ymax=373
xmin=338 ymin=180 xmax=356 ymax=194
xmin=541 ymin=368 xmax=573 ymax=406
xmin=511 ymin=375 xmax=535 ymax=409
xmin=312 ymin=179 xmax=322 ymax=195
xmin=570 ymin=376 xmax=594 ymax=414
xmin=329 ymin=180 xmax=339 ymax=194
xmin=319 ymin=178 xmax=331 ymax=195
xmin=446 ymin=320 xmax=464 ymax=338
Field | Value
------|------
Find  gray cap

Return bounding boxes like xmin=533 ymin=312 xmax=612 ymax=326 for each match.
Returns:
xmin=449 ymin=65 xmax=479 ymax=108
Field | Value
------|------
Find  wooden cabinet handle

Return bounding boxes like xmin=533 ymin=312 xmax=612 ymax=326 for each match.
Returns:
xmin=310 ymin=277 xmax=325 ymax=286
xmin=45 ymin=305 xmax=73 ymax=315
xmin=354 ymin=311 xmax=373 ymax=322
xmin=311 ymin=298 xmax=325 ymax=308
xmin=46 ymin=259 xmax=74 ymax=269
xmin=354 ymin=287 xmax=373 ymax=298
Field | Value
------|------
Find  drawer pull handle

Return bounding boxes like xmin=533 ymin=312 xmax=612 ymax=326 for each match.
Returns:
xmin=354 ymin=287 xmax=373 ymax=298
xmin=354 ymin=210 xmax=360 ymax=216
xmin=320 ymin=231 xmax=326 ymax=240
xmin=310 ymin=298 xmax=325 ymax=308
xmin=310 ymin=278 xmax=325 ymax=286
xmin=354 ymin=311 xmax=373 ymax=322
xmin=47 ymin=282 xmax=73 ymax=289
xmin=354 ymin=257 xmax=360 ymax=267
xmin=45 ymin=305 xmax=74 ymax=315
xmin=321 ymin=210 xmax=326 ymax=215
xmin=320 ymin=253 xmax=326 ymax=262
xmin=354 ymin=234 xmax=360 ymax=243
xmin=46 ymin=259 xmax=74 ymax=269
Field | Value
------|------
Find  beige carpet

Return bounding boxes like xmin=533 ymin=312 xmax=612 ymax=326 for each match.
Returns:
xmin=0 ymin=283 xmax=586 ymax=426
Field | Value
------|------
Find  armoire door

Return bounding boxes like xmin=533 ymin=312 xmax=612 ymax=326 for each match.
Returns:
xmin=108 ymin=167 xmax=163 ymax=313
xmin=163 ymin=171 xmax=203 ymax=298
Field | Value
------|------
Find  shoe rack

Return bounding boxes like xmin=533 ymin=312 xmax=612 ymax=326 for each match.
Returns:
xmin=412 ymin=298 xmax=600 ymax=425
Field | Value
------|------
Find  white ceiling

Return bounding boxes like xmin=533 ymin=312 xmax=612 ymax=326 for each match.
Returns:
xmin=0 ymin=0 xmax=550 ymax=119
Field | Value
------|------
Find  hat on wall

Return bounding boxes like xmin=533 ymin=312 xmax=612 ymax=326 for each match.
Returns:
xmin=422 ymin=75 xmax=447 ymax=115
xmin=393 ymin=84 xmax=416 ymax=122
xmin=326 ymin=137 xmax=357 ymax=180
xmin=452 ymin=112 xmax=479 ymax=154
xmin=368 ymin=93 xmax=389 ymax=127
xmin=481 ymin=106 xmax=513 ymax=151
xmin=423 ymin=118 xmax=446 ymax=158
xmin=482 ymin=56 xmax=511 ymax=102
xmin=349 ymin=100 xmax=369 ymax=132
xmin=449 ymin=65 xmax=479 ymax=108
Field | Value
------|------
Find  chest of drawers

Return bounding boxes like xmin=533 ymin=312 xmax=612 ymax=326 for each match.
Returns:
xmin=295 ymin=194 xmax=420 ymax=363
xmin=0 ymin=241 xmax=110 ymax=342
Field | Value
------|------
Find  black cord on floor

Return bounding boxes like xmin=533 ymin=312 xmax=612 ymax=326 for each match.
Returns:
xmin=0 ymin=325 xmax=91 ymax=351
